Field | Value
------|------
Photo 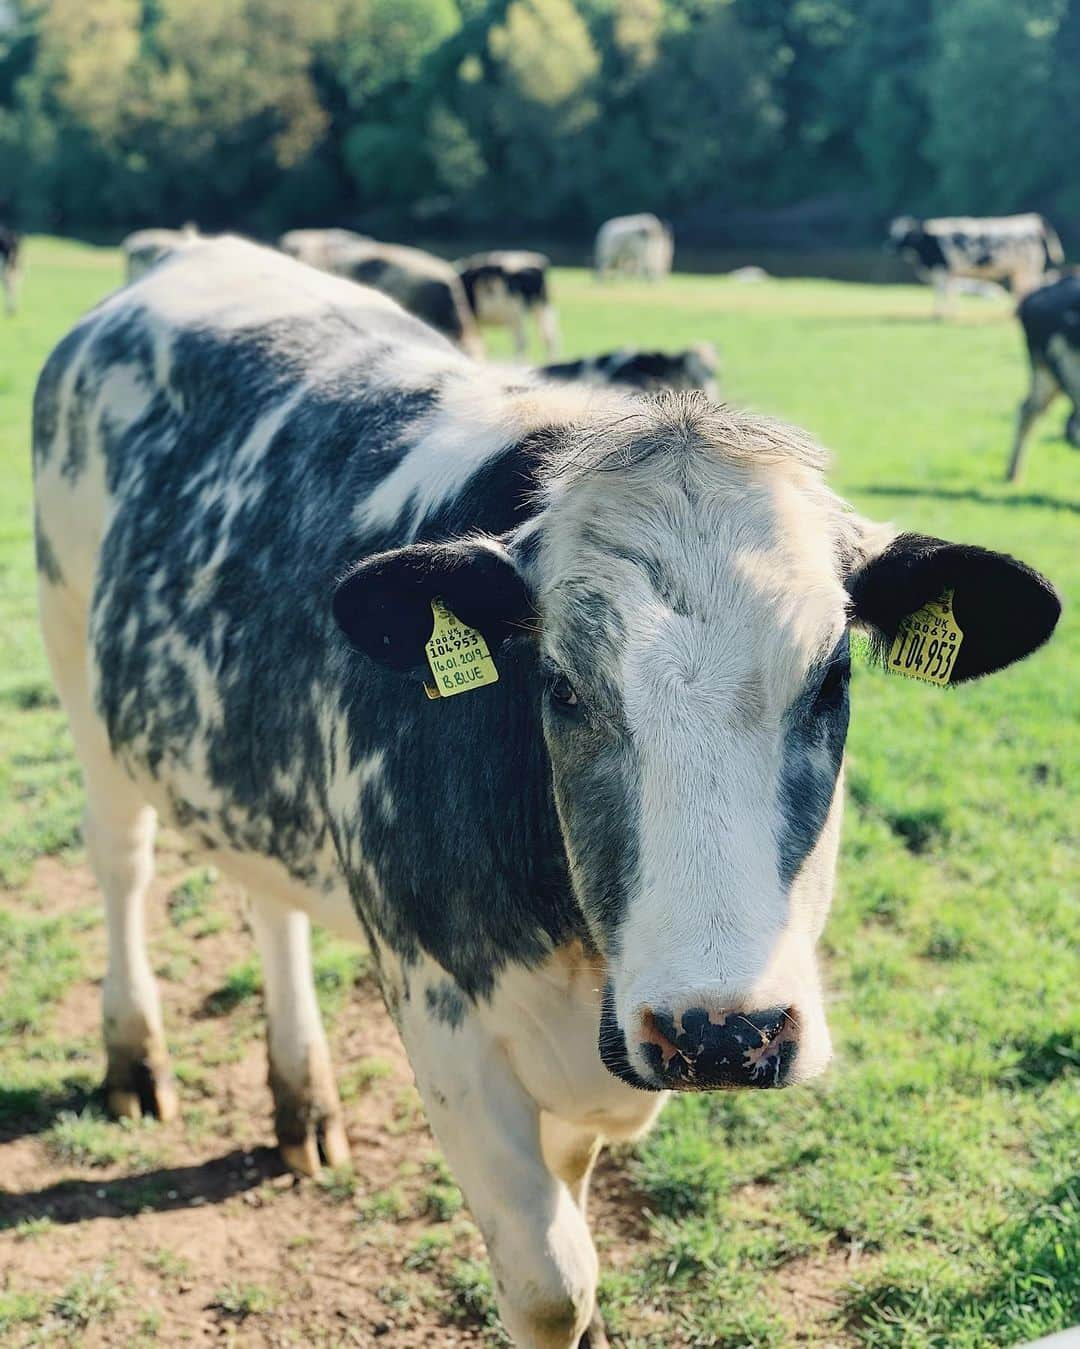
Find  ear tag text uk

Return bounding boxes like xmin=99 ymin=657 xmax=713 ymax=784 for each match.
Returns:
xmin=423 ymin=598 xmax=499 ymax=699
xmin=888 ymin=589 xmax=964 ymax=685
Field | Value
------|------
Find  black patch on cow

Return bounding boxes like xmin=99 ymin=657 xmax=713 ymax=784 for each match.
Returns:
xmin=848 ymin=533 xmax=1060 ymax=681
xmin=778 ymin=635 xmax=849 ymax=887
xmin=33 ymin=509 xmax=63 ymax=584
xmin=1019 ymin=276 xmax=1080 ymax=365
xmin=0 ymin=224 xmax=17 ymax=269
xmin=892 ymin=224 xmax=947 ymax=272
xmin=459 ymin=261 xmax=549 ymax=315
xmin=541 ymin=349 xmax=708 ymax=394
xmin=425 ymin=980 xmax=468 ymax=1029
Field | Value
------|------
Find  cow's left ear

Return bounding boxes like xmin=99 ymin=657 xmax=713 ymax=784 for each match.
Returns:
xmin=847 ymin=532 xmax=1060 ymax=682
xmin=332 ymin=536 xmax=534 ymax=673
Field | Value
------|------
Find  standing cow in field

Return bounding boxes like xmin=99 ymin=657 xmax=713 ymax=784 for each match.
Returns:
xmin=541 ymin=343 xmax=719 ymax=399
xmin=283 ymin=233 xmax=483 ymax=358
xmin=1 ymin=223 xmax=20 ymax=314
xmin=122 ymin=223 xmax=200 ymax=283
xmin=889 ymin=214 xmax=1063 ymax=317
xmin=1007 ymin=274 xmax=1080 ymax=482
xmin=278 ymin=227 xmax=371 ymax=271
xmin=33 ymin=237 xmax=1060 ymax=1349
xmin=456 ymin=250 xmax=559 ymax=357
xmin=594 ymin=213 xmax=673 ymax=281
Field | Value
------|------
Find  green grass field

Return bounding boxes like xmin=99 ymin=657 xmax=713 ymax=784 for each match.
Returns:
xmin=0 ymin=239 xmax=1077 ymax=1348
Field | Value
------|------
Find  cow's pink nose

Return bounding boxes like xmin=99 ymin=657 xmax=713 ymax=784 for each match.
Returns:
xmin=639 ymin=1005 xmax=798 ymax=1089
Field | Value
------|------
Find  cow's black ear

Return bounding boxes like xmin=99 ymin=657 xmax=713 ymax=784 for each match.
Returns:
xmin=848 ymin=532 xmax=1060 ymax=682
xmin=332 ymin=537 xmax=534 ymax=673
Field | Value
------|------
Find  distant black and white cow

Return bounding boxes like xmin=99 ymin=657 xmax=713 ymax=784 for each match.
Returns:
xmin=541 ymin=343 xmax=719 ymax=399
xmin=122 ymin=224 xmax=200 ymax=283
xmin=283 ymin=233 xmax=483 ymax=358
xmin=1007 ymin=274 xmax=1080 ymax=482
xmin=1 ymin=223 xmax=20 ymax=315
xmin=889 ymin=214 xmax=1063 ymax=317
xmin=34 ymin=238 xmax=1060 ymax=1349
xmin=456 ymin=250 xmax=559 ymax=357
xmin=594 ymin=213 xmax=673 ymax=281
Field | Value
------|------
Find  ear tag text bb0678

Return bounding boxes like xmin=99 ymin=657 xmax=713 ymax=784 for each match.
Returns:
xmin=887 ymin=589 xmax=964 ymax=685
xmin=423 ymin=598 xmax=499 ymax=699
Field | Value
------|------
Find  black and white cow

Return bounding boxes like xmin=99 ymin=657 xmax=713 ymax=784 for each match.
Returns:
xmin=541 ymin=343 xmax=718 ymax=399
xmin=34 ymin=238 xmax=1060 ymax=1349
xmin=283 ymin=233 xmax=483 ymax=358
xmin=456 ymin=250 xmax=559 ymax=357
xmin=278 ymin=227 xmax=371 ymax=271
xmin=122 ymin=224 xmax=200 ymax=283
xmin=1 ymin=223 xmax=20 ymax=315
xmin=594 ymin=213 xmax=673 ymax=281
xmin=889 ymin=214 xmax=1064 ymax=317
xmin=1007 ymin=274 xmax=1080 ymax=482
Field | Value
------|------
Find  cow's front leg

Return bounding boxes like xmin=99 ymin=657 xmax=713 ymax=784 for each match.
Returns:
xmin=401 ymin=997 xmax=598 ymax=1349
xmin=249 ymin=896 xmax=349 ymax=1174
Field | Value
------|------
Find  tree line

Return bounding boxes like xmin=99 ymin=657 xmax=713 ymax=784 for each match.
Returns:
xmin=0 ymin=0 xmax=1076 ymax=247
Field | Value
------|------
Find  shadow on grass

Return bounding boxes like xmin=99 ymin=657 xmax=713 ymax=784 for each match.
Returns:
xmin=0 ymin=1145 xmax=286 ymax=1229
xmin=0 ymin=1079 xmax=98 ymax=1144
xmin=849 ymin=483 xmax=1080 ymax=515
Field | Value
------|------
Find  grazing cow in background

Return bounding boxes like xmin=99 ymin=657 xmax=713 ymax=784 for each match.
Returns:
xmin=34 ymin=237 xmax=1060 ymax=1349
xmin=594 ymin=213 xmax=673 ymax=281
xmin=889 ymin=214 xmax=1063 ymax=317
xmin=541 ymin=343 xmax=719 ymax=399
xmin=278 ymin=227 xmax=371 ymax=271
xmin=1007 ymin=274 xmax=1080 ymax=482
xmin=294 ymin=235 xmax=483 ymax=357
xmin=122 ymin=223 xmax=200 ymax=282
xmin=456 ymin=250 xmax=559 ymax=357
xmin=0 ymin=224 xmax=20 ymax=315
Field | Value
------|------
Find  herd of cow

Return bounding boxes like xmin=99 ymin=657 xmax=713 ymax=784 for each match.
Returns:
xmin=17 ymin=209 xmax=1070 ymax=1348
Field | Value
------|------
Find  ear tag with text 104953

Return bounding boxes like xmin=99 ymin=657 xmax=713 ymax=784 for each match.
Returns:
xmin=423 ymin=598 xmax=499 ymax=699
xmin=887 ymin=589 xmax=964 ymax=685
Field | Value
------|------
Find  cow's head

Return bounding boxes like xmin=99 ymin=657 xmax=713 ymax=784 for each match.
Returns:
xmin=888 ymin=216 xmax=921 ymax=252
xmin=333 ymin=398 xmax=1059 ymax=1093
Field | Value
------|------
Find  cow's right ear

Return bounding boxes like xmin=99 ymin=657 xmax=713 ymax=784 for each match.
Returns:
xmin=332 ymin=537 xmax=534 ymax=673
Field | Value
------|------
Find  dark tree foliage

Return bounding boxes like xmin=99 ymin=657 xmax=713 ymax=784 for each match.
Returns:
xmin=0 ymin=0 xmax=1074 ymax=242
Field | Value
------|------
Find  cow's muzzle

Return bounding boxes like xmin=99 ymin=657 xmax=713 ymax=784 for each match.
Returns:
xmin=599 ymin=986 xmax=799 ymax=1091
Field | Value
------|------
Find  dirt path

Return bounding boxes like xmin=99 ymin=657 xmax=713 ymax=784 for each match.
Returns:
xmin=0 ymin=845 xmax=663 ymax=1346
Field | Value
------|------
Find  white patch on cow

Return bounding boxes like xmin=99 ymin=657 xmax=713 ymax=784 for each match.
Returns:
xmin=534 ymin=408 xmax=853 ymax=1079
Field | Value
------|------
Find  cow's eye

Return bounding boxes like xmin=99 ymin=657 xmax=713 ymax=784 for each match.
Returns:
xmin=813 ymin=656 xmax=850 ymax=711
xmin=548 ymin=673 xmax=579 ymax=709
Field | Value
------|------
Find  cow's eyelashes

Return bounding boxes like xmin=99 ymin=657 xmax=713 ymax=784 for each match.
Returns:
xmin=547 ymin=672 xmax=580 ymax=710
xmin=813 ymin=656 xmax=850 ymax=711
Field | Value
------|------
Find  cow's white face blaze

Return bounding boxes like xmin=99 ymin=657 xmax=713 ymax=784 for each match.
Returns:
xmin=530 ymin=415 xmax=853 ymax=1090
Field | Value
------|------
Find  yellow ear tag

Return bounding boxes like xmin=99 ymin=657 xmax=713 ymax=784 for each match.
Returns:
xmin=888 ymin=589 xmax=964 ymax=685
xmin=423 ymin=598 xmax=499 ymax=699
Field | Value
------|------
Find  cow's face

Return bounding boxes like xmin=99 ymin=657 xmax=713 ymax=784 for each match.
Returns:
xmin=888 ymin=216 xmax=921 ymax=254
xmin=333 ymin=399 xmax=1060 ymax=1094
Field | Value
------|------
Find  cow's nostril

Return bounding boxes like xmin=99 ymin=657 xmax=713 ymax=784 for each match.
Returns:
xmin=637 ymin=1004 xmax=798 ymax=1090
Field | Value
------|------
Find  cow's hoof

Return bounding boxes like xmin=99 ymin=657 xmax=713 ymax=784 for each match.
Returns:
xmin=271 ymin=1060 xmax=350 ymax=1175
xmin=278 ymin=1112 xmax=350 ymax=1176
xmin=105 ymin=1054 xmax=179 ymax=1122
xmin=578 ymin=1309 xmax=610 ymax=1348
xmin=279 ymin=1115 xmax=350 ymax=1177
